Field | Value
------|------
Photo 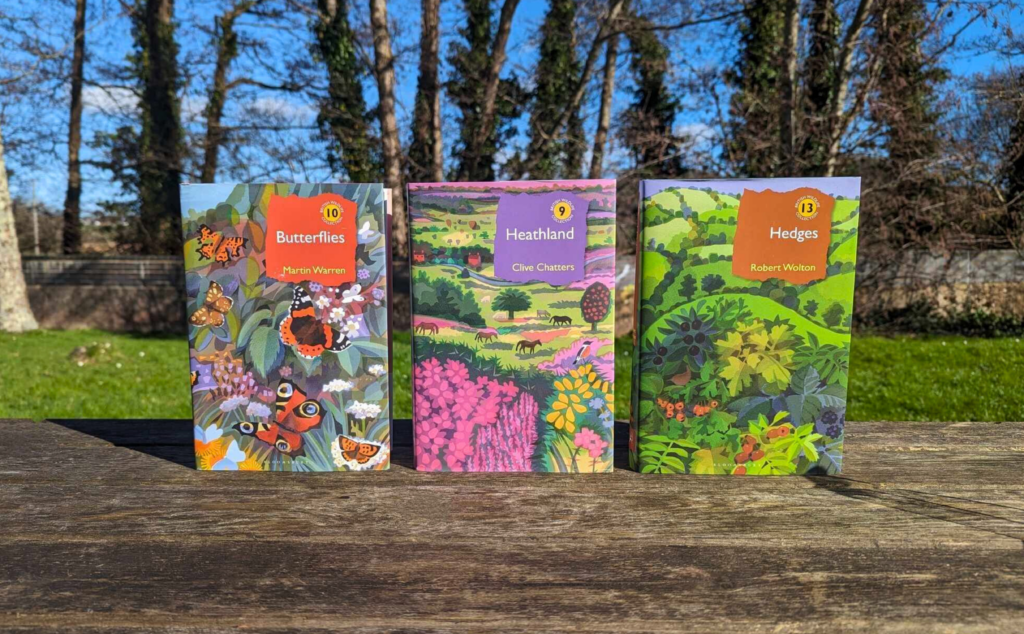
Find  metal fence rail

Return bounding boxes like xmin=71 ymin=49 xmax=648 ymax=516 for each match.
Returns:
xmin=21 ymin=257 xmax=183 ymax=287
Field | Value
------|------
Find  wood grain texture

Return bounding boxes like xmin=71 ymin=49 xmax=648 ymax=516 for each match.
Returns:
xmin=0 ymin=418 xmax=1021 ymax=633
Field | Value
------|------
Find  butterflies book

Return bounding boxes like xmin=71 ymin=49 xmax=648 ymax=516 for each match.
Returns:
xmin=181 ymin=183 xmax=392 ymax=472
xmin=408 ymin=180 xmax=616 ymax=472
xmin=629 ymin=178 xmax=860 ymax=475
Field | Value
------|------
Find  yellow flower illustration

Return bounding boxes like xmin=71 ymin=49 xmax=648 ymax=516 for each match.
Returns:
xmin=546 ymin=368 xmax=595 ymax=434
xmin=195 ymin=437 xmax=228 ymax=471
xmin=238 ymin=454 xmax=266 ymax=471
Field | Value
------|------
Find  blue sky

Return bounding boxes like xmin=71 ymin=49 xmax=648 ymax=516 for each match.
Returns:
xmin=4 ymin=0 xmax=1021 ymax=215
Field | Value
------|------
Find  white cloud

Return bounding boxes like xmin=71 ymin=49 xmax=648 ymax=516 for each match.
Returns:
xmin=82 ymin=86 xmax=138 ymax=115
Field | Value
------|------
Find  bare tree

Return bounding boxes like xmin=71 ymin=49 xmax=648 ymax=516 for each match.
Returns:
xmin=368 ymin=0 xmax=407 ymax=258
xmin=200 ymin=1 xmax=257 ymax=183
xmin=778 ymin=0 xmax=799 ymax=175
xmin=62 ymin=0 xmax=87 ymax=253
xmin=0 ymin=123 xmax=38 ymax=332
xmin=589 ymin=15 xmax=620 ymax=179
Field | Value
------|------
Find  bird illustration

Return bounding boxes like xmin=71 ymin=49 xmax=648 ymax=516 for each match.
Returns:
xmin=572 ymin=341 xmax=593 ymax=367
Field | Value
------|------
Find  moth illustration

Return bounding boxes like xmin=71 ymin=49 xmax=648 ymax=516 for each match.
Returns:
xmin=196 ymin=224 xmax=247 ymax=263
xmin=189 ymin=281 xmax=234 ymax=327
xmin=279 ymin=285 xmax=352 ymax=359
xmin=235 ymin=380 xmax=323 ymax=456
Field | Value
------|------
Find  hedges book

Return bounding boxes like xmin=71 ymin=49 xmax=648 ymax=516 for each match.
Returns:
xmin=630 ymin=178 xmax=860 ymax=475
xmin=408 ymin=180 xmax=616 ymax=472
xmin=181 ymin=183 xmax=392 ymax=472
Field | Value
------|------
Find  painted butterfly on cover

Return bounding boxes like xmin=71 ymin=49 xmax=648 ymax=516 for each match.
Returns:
xmin=235 ymin=380 xmax=323 ymax=456
xmin=196 ymin=224 xmax=247 ymax=263
xmin=189 ymin=281 xmax=234 ymax=327
xmin=337 ymin=434 xmax=384 ymax=466
xmin=279 ymin=285 xmax=352 ymax=359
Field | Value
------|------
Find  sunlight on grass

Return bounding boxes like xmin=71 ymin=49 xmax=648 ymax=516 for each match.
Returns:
xmin=1 ymin=329 xmax=1021 ymax=422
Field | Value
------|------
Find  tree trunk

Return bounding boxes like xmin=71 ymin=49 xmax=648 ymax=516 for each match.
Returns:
xmin=824 ymin=0 xmax=874 ymax=177
xmin=369 ymin=0 xmax=407 ymax=259
xmin=137 ymin=0 xmax=183 ymax=255
xmin=589 ymin=26 xmax=619 ymax=179
xmin=201 ymin=2 xmax=252 ymax=183
xmin=459 ymin=0 xmax=521 ymax=182
xmin=778 ymin=0 xmax=800 ymax=176
xmin=0 ymin=124 xmax=39 ymax=333
xmin=62 ymin=0 xmax=86 ymax=254
xmin=518 ymin=0 xmax=625 ymax=178
xmin=409 ymin=0 xmax=442 ymax=182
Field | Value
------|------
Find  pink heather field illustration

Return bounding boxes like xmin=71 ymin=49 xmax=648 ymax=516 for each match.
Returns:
xmin=408 ymin=181 xmax=616 ymax=472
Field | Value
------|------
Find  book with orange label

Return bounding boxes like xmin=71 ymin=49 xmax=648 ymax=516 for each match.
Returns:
xmin=181 ymin=184 xmax=391 ymax=472
xmin=630 ymin=178 xmax=860 ymax=475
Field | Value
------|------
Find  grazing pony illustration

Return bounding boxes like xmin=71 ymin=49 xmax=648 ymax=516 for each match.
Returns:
xmin=550 ymin=315 xmax=572 ymax=326
xmin=515 ymin=339 xmax=542 ymax=354
xmin=475 ymin=330 xmax=498 ymax=343
xmin=415 ymin=322 xmax=440 ymax=335
xmin=536 ymin=310 xmax=551 ymax=319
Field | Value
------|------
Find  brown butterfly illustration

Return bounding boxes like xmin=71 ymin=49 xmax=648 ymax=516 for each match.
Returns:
xmin=337 ymin=434 xmax=384 ymax=466
xmin=189 ymin=281 xmax=234 ymax=327
xmin=196 ymin=224 xmax=247 ymax=263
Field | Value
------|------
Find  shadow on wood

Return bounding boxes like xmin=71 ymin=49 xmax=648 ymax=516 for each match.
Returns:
xmin=46 ymin=419 xmax=634 ymax=471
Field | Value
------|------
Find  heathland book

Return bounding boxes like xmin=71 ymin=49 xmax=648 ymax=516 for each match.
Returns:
xmin=630 ymin=178 xmax=860 ymax=475
xmin=408 ymin=180 xmax=616 ymax=472
xmin=181 ymin=183 xmax=392 ymax=472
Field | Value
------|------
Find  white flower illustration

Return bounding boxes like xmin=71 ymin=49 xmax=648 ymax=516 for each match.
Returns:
xmin=368 ymin=364 xmax=387 ymax=377
xmin=325 ymin=379 xmax=354 ymax=392
xmin=346 ymin=401 xmax=382 ymax=420
xmin=315 ymin=295 xmax=331 ymax=309
xmin=329 ymin=306 xmax=346 ymax=323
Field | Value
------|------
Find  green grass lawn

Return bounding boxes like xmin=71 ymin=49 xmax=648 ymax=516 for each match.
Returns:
xmin=1 ymin=330 xmax=1022 ymax=422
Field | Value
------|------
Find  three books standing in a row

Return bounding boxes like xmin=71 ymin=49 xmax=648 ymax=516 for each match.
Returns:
xmin=182 ymin=178 xmax=860 ymax=475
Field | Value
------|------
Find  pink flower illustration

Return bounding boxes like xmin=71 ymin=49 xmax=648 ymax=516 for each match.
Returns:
xmin=574 ymin=427 xmax=609 ymax=459
xmin=413 ymin=357 xmax=524 ymax=472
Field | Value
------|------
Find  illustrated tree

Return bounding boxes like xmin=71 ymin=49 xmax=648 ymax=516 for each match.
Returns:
xmin=493 ymin=288 xmax=531 ymax=320
xmin=805 ymin=299 xmax=819 ymax=317
xmin=823 ymin=302 xmax=845 ymax=328
xmin=701 ymin=274 xmax=726 ymax=294
xmin=580 ymin=282 xmax=611 ymax=332
xmin=679 ymin=274 xmax=697 ymax=302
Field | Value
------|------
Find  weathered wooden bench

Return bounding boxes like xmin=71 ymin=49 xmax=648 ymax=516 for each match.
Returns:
xmin=1 ymin=419 xmax=1021 ymax=632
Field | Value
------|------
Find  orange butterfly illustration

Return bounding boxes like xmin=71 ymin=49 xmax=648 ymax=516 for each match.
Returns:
xmin=189 ymin=281 xmax=234 ymax=327
xmin=196 ymin=224 xmax=247 ymax=263
xmin=337 ymin=434 xmax=384 ymax=465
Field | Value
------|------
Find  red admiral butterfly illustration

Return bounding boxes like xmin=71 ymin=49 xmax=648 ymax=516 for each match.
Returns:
xmin=235 ymin=380 xmax=323 ymax=456
xmin=278 ymin=285 xmax=352 ymax=359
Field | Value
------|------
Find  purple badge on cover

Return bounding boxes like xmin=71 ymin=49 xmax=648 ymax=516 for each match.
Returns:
xmin=494 ymin=191 xmax=587 ymax=285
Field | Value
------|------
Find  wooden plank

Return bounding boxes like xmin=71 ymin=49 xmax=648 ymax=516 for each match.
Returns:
xmin=0 ymin=419 xmax=1021 ymax=632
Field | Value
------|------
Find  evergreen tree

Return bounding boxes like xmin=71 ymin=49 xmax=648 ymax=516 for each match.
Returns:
xmin=523 ymin=0 xmax=583 ymax=179
xmin=727 ymin=0 xmax=785 ymax=177
xmin=800 ymin=0 xmax=840 ymax=175
xmin=621 ymin=16 xmax=684 ymax=177
xmin=870 ymin=0 xmax=947 ymax=244
xmin=408 ymin=0 xmax=442 ymax=182
xmin=132 ymin=0 xmax=184 ymax=255
xmin=314 ymin=0 xmax=379 ymax=182
xmin=1004 ymin=70 xmax=1024 ymax=245
xmin=447 ymin=0 xmax=523 ymax=181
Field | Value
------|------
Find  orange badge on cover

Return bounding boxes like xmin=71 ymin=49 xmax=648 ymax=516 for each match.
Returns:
xmin=731 ymin=187 xmax=833 ymax=285
xmin=265 ymin=192 xmax=357 ymax=286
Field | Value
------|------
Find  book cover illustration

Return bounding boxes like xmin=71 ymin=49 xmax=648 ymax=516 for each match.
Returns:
xmin=630 ymin=178 xmax=860 ymax=475
xmin=408 ymin=180 xmax=616 ymax=472
xmin=182 ymin=183 xmax=391 ymax=472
